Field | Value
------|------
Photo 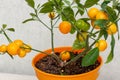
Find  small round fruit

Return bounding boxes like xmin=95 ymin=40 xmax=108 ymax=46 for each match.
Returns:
xmin=48 ymin=12 xmax=55 ymax=19
xmin=0 ymin=44 xmax=7 ymax=53
xmin=95 ymin=40 xmax=107 ymax=51
xmin=22 ymin=44 xmax=31 ymax=53
xmin=88 ymin=8 xmax=99 ymax=19
xmin=60 ymin=51 xmax=70 ymax=61
xmin=77 ymin=32 xmax=88 ymax=41
xmin=91 ymin=20 xmax=100 ymax=29
xmin=96 ymin=11 xmax=108 ymax=20
xmin=18 ymin=49 xmax=26 ymax=58
xmin=107 ymin=23 xmax=117 ymax=35
xmin=75 ymin=19 xmax=90 ymax=31
xmin=7 ymin=42 xmax=19 ymax=55
xmin=14 ymin=39 xmax=23 ymax=47
xmin=59 ymin=21 xmax=71 ymax=34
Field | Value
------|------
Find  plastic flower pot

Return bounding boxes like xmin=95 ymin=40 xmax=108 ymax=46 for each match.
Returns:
xmin=32 ymin=47 xmax=103 ymax=80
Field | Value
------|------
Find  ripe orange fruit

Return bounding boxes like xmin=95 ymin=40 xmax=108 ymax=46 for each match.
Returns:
xmin=59 ymin=21 xmax=71 ymax=34
xmin=14 ymin=39 xmax=23 ymax=47
xmin=48 ymin=12 xmax=55 ymax=19
xmin=91 ymin=20 xmax=100 ymax=29
xmin=7 ymin=42 xmax=19 ymax=55
xmin=107 ymin=23 xmax=117 ymax=35
xmin=18 ymin=49 xmax=26 ymax=58
xmin=96 ymin=11 xmax=108 ymax=20
xmin=88 ymin=8 xmax=99 ymax=19
xmin=22 ymin=44 xmax=31 ymax=53
xmin=60 ymin=51 xmax=70 ymax=61
xmin=95 ymin=40 xmax=107 ymax=51
xmin=0 ymin=44 xmax=7 ymax=53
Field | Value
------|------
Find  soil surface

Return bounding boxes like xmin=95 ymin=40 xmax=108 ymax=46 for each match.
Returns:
xmin=35 ymin=52 xmax=100 ymax=75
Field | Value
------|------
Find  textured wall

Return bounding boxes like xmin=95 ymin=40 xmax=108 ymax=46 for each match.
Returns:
xmin=0 ymin=1 xmax=120 ymax=80
xmin=0 ymin=0 xmax=75 ymax=75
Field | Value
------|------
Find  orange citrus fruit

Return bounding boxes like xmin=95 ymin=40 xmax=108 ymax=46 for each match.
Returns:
xmin=0 ymin=44 xmax=7 ymax=53
xmin=91 ymin=20 xmax=100 ymax=29
xmin=59 ymin=21 xmax=71 ymax=34
xmin=88 ymin=8 xmax=99 ymax=19
xmin=7 ymin=42 xmax=19 ymax=55
xmin=14 ymin=39 xmax=23 ymax=47
xmin=60 ymin=51 xmax=70 ymax=61
xmin=48 ymin=12 xmax=55 ymax=19
xmin=18 ymin=49 xmax=26 ymax=58
xmin=95 ymin=39 xmax=107 ymax=51
xmin=96 ymin=11 xmax=108 ymax=20
xmin=107 ymin=23 xmax=117 ymax=35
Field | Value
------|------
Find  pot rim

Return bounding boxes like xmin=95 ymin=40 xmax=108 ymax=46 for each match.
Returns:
xmin=32 ymin=46 xmax=103 ymax=78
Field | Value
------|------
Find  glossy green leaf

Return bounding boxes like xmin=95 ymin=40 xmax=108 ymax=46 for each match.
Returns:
xmin=25 ymin=0 xmax=35 ymax=8
xmin=106 ymin=35 xmax=115 ymax=63
xmin=82 ymin=47 xmax=99 ymax=67
xmin=63 ymin=0 xmax=71 ymax=6
xmin=94 ymin=19 xmax=108 ymax=29
xmin=84 ymin=0 xmax=99 ymax=8
xmin=7 ymin=28 xmax=15 ymax=32
xmin=101 ymin=0 xmax=111 ymax=10
xmin=61 ymin=7 xmax=75 ymax=21
xmin=74 ymin=0 xmax=81 ymax=3
xmin=40 ymin=1 xmax=54 ymax=13
xmin=2 ymin=24 xmax=7 ymax=29
xmin=22 ymin=18 xmax=35 ymax=23
xmin=116 ymin=3 xmax=120 ymax=12
xmin=77 ymin=3 xmax=85 ymax=15
xmin=30 ymin=13 xmax=36 ymax=17
xmin=70 ymin=26 xmax=76 ymax=34
xmin=105 ymin=6 xmax=117 ymax=22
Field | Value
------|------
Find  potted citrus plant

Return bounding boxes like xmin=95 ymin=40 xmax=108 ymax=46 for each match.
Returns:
xmin=0 ymin=0 xmax=120 ymax=80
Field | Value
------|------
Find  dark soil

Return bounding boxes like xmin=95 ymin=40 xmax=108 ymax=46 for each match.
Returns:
xmin=35 ymin=52 xmax=100 ymax=75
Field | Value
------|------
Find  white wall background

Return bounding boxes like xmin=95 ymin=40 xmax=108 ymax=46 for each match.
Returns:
xmin=0 ymin=0 xmax=120 ymax=80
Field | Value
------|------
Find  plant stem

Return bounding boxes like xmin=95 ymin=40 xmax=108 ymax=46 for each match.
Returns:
xmin=1 ymin=29 xmax=12 ymax=43
xmin=50 ymin=19 xmax=54 ymax=53
xmin=34 ymin=9 xmax=51 ymax=30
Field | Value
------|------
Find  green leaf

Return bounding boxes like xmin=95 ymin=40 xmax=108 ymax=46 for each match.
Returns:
xmin=94 ymin=19 xmax=108 ymax=29
xmin=77 ymin=3 xmax=85 ymax=15
xmin=30 ymin=13 xmax=36 ymax=17
xmin=2 ymin=24 xmax=7 ymax=29
xmin=84 ymin=0 xmax=99 ymax=8
xmin=105 ymin=6 xmax=117 ymax=22
xmin=61 ymin=7 xmax=75 ymax=21
xmin=70 ymin=26 xmax=76 ymax=34
xmin=74 ymin=0 xmax=81 ymax=3
xmin=63 ymin=0 xmax=71 ymax=6
xmin=7 ymin=28 xmax=15 ymax=32
xmin=72 ymin=39 xmax=86 ymax=50
xmin=22 ymin=18 xmax=35 ymax=23
xmin=101 ymin=0 xmax=111 ymax=10
xmin=40 ymin=1 xmax=54 ymax=13
xmin=25 ymin=0 xmax=35 ymax=8
xmin=106 ymin=35 xmax=115 ymax=63
xmin=116 ymin=3 xmax=120 ymax=12
xmin=30 ymin=13 xmax=37 ymax=19
xmin=82 ymin=47 xmax=99 ymax=67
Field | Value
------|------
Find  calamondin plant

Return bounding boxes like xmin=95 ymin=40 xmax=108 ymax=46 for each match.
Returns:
xmin=0 ymin=0 xmax=120 ymax=77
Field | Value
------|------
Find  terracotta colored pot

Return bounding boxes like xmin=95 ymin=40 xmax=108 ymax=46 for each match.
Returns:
xmin=32 ymin=47 xmax=103 ymax=80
